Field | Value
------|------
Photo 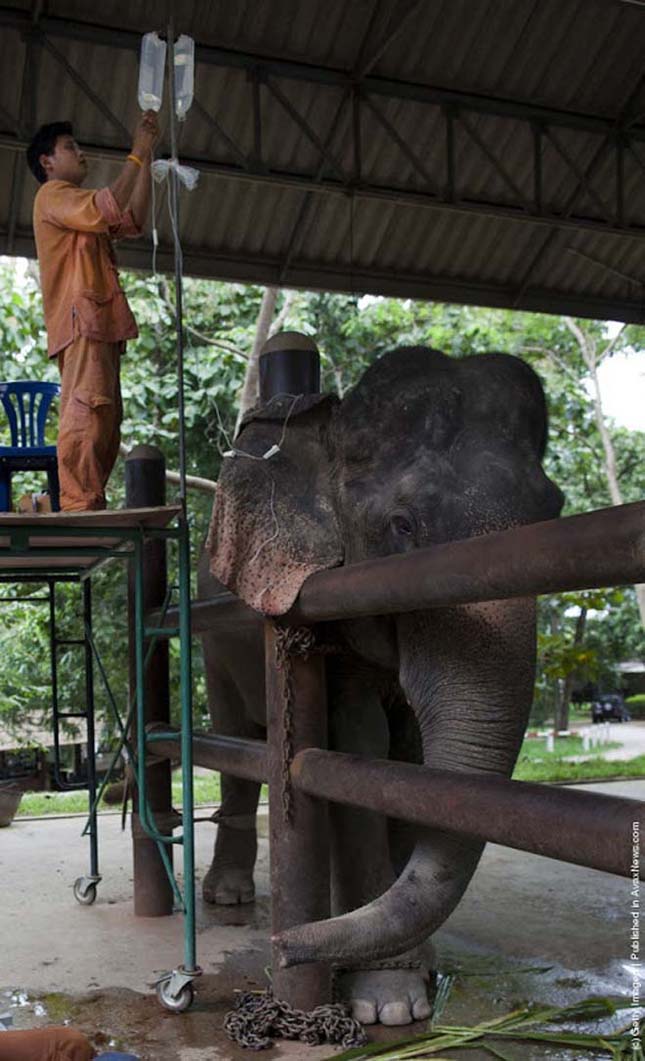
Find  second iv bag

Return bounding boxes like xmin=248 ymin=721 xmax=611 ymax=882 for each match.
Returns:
xmin=174 ymin=35 xmax=194 ymax=120
xmin=138 ymin=31 xmax=166 ymax=111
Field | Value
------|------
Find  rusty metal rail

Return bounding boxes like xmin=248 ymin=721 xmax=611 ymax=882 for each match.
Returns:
xmin=147 ymin=724 xmax=268 ymax=783
xmin=145 ymin=500 xmax=645 ymax=884
xmin=181 ymin=592 xmax=256 ymax=635
xmin=155 ymin=501 xmax=645 ymax=631
xmin=146 ymin=731 xmax=643 ymax=879
xmin=288 ymin=500 xmax=645 ymax=622
xmin=291 ymin=749 xmax=643 ymax=878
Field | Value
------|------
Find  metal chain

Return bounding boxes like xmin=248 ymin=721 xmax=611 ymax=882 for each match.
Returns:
xmin=335 ymin=956 xmax=424 ymax=973
xmin=223 ymin=989 xmax=367 ymax=1051
xmin=273 ymin=626 xmax=310 ymax=822
xmin=273 ymin=625 xmax=340 ymax=823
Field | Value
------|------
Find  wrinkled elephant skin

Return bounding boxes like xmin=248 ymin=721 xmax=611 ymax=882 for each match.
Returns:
xmin=199 ymin=346 xmax=563 ymax=1025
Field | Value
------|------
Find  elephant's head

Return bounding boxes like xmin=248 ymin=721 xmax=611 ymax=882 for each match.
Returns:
xmin=208 ymin=344 xmax=564 ymax=967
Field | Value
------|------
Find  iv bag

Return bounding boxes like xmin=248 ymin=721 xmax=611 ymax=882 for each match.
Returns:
xmin=138 ymin=31 xmax=166 ymax=112
xmin=174 ymin=35 xmax=194 ymax=120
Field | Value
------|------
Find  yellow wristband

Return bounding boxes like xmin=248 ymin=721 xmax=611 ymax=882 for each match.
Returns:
xmin=127 ymin=153 xmax=143 ymax=168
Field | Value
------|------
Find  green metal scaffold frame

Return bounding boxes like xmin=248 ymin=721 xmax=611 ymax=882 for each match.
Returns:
xmin=0 ymin=508 xmax=199 ymax=1010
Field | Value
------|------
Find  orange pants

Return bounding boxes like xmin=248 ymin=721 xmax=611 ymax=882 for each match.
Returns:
xmin=57 ymin=337 xmax=123 ymax=512
xmin=0 ymin=1025 xmax=93 ymax=1060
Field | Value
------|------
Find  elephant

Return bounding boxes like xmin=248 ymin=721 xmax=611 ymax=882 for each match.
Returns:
xmin=197 ymin=338 xmax=564 ymax=1026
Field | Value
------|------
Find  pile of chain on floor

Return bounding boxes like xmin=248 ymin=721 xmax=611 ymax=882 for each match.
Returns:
xmin=223 ymin=989 xmax=367 ymax=1051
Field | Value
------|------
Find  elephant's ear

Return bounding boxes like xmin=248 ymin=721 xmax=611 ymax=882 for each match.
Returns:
xmin=207 ymin=394 xmax=342 ymax=615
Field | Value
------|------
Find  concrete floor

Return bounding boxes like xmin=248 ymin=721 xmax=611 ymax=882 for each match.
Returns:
xmin=598 ymin=721 xmax=645 ymax=759
xmin=1 ymin=780 xmax=642 ymax=1059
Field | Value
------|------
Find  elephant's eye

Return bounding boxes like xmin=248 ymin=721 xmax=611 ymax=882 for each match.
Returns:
xmin=391 ymin=513 xmax=415 ymax=537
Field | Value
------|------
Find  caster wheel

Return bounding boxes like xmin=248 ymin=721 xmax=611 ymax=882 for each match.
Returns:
xmin=73 ymin=878 xmax=97 ymax=906
xmin=157 ymin=979 xmax=194 ymax=1013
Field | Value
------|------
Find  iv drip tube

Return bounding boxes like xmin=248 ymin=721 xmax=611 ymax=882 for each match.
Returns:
xmin=167 ymin=16 xmax=188 ymax=510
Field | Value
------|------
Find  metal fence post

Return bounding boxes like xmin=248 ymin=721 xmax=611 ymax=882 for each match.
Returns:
xmin=265 ymin=622 xmax=331 ymax=1008
xmin=258 ymin=332 xmax=330 ymax=1004
xmin=126 ymin=444 xmax=173 ymax=917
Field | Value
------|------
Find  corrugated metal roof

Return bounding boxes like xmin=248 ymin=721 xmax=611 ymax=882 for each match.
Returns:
xmin=1 ymin=0 xmax=645 ymax=319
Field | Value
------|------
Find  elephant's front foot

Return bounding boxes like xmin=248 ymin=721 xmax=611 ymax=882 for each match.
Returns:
xmin=337 ymin=945 xmax=436 ymax=1026
xmin=202 ymin=820 xmax=257 ymax=906
xmin=338 ymin=968 xmax=434 ymax=1025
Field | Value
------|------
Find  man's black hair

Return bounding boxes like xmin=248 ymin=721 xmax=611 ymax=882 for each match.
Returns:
xmin=26 ymin=122 xmax=74 ymax=184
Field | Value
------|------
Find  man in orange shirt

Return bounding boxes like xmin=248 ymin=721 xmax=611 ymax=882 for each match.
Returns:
xmin=0 ymin=1024 xmax=93 ymax=1060
xmin=27 ymin=113 xmax=159 ymax=511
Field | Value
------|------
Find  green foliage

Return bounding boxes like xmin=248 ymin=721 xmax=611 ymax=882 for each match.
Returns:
xmin=626 ymin=695 xmax=645 ymax=719
xmin=0 ymin=583 xmax=87 ymax=737
xmin=532 ymin=589 xmax=631 ymax=724
xmin=331 ymin=996 xmax=638 ymax=1059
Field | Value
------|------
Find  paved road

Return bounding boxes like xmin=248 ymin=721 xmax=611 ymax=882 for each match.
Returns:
xmin=576 ymin=719 xmax=645 ymax=761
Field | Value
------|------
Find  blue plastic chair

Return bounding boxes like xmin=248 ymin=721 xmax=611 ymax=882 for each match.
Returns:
xmin=94 ymin=1054 xmax=139 ymax=1060
xmin=0 ymin=381 xmax=61 ymax=511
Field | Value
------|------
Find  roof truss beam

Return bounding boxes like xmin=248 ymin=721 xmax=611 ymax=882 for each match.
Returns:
xmin=1 ymin=116 xmax=644 ymax=245
xmin=2 ymin=8 xmax=644 ymax=251
xmin=38 ymin=32 xmax=130 ymax=143
xmin=6 ymin=9 xmax=40 ymax=254
xmin=363 ymin=92 xmax=437 ymax=190
xmin=354 ymin=0 xmax=427 ymax=79
xmin=1 ymin=7 xmax=645 ymax=143
xmin=5 ymin=228 xmax=644 ymax=323
xmin=6 ymin=55 xmax=645 ymax=246
xmin=513 ymin=69 xmax=645 ymax=300
xmin=265 ymin=78 xmax=347 ymax=183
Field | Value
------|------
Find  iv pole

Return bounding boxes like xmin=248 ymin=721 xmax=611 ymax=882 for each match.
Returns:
xmin=158 ymin=15 xmax=198 ymax=989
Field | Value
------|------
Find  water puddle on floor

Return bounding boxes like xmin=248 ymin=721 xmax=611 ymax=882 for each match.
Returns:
xmin=0 ymin=951 xmax=636 ymax=1060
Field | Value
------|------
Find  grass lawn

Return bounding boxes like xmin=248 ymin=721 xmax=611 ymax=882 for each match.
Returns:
xmin=514 ymin=754 xmax=645 ymax=783
xmin=513 ymin=732 xmax=645 ymax=782
xmin=15 ymin=790 xmax=100 ymax=817
xmin=518 ymin=734 xmax=620 ymax=759
xmin=16 ymin=771 xmax=224 ymax=818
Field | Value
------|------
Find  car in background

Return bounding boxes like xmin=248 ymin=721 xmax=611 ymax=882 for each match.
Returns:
xmin=591 ymin=693 xmax=631 ymax=724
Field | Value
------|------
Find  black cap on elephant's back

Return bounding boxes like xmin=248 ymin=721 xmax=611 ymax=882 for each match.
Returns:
xmin=259 ymin=331 xmax=321 ymax=402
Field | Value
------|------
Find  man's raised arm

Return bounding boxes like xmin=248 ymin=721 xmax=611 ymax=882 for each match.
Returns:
xmin=110 ymin=110 xmax=159 ymax=218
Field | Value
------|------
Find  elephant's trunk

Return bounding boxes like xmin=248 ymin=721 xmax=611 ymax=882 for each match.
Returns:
xmin=274 ymin=597 xmax=537 ymax=968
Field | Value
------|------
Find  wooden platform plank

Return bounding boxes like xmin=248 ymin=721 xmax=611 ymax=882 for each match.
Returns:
xmin=0 ymin=506 xmax=180 ymax=528
xmin=0 ymin=506 xmax=181 ymax=574
xmin=0 ymin=555 xmax=112 ymax=570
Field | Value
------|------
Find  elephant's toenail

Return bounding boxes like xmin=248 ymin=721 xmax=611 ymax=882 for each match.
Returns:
xmin=379 ymin=1002 xmax=413 ymax=1026
xmin=351 ymin=999 xmax=378 ymax=1025
xmin=412 ymin=997 xmax=432 ymax=1020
